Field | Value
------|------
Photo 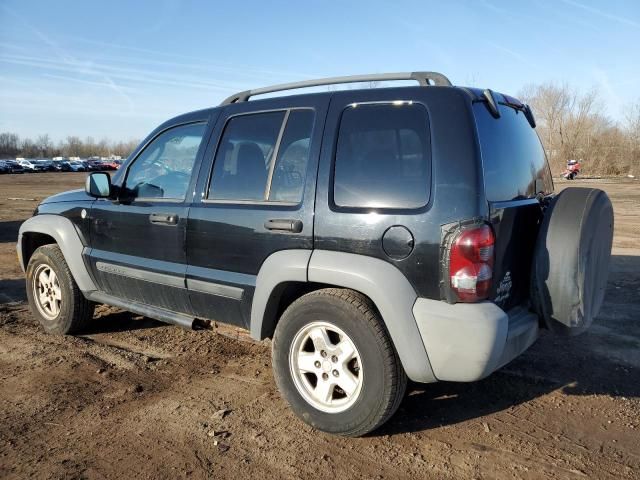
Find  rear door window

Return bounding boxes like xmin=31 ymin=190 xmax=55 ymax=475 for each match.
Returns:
xmin=268 ymin=109 xmax=314 ymax=203
xmin=208 ymin=111 xmax=285 ymax=201
xmin=333 ymin=103 xmax=431 ymax=209
xmin=474 ymin=102 xmax=553 ymax=202
xmin=208 ymin=109 xmax=315 ymax=203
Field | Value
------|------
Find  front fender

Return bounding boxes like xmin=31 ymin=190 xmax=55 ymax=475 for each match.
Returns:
xmin=17 ymin=215 xmax=97 ymax=292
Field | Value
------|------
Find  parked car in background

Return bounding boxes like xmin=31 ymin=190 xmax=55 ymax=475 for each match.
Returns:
xmin=100 ymin=160 xmax=120 ymax=170
xmin=51 ymin=160 xmax=65 ymax=171
xmin=55 ymin=160 xmax=86 ymax=172
xmin=67 ymin=160 xmax=87 ymax=172
xmin=35 ymin=160 xmax=57 ymax=172
xmin=5 ymin=160 xmax=25 ymax=173
xmin=18 ymin=159 xmax=39 ymax=172
xmin=86 ymin=160 xmax=104 ymax=171
xmin=0 ymin=160 xmax=10 ymax=173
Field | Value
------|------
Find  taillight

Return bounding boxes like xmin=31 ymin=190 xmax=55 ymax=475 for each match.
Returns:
xmin=449 ymin=224 xmax=495 ymax=302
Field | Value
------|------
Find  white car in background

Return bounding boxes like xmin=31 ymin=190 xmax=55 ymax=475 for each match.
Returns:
xmin=18 ymin=159 xmax=39 ymax=172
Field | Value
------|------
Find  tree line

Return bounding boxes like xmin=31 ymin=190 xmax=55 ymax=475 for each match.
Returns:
xmin=519 ymin=83 xmax=640 ymax=176
xmin=1 ymin=81 xmax=639 ymax=176
xmin=0 ymin=133 xmax=140 ymax=160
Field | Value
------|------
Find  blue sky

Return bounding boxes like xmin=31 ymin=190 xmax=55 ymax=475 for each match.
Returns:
xmin=1 ymin=0 xmax=639 ymax=142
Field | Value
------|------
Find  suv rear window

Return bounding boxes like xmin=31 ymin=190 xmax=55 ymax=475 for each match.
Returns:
xmin=474 ymin=102 xmax=553 ymax=202
xmin=333 ymin=103 xmax=431 ymax=209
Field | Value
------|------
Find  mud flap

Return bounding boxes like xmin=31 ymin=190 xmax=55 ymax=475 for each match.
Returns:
xmin=531 ymin=188 xmax=614 ymax=336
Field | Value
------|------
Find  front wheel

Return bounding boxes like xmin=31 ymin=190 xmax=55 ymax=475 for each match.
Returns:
xmin=26 ymin=244 xmax=94 ymax=334
xmin=272 ymin=288 xmax=407 ymax=437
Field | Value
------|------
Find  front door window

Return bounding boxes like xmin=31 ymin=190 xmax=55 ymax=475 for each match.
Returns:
xmin=124 ymin=123 xmax=206 ymax=200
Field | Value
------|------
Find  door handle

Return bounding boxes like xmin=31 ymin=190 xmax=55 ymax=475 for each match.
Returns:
xmin=149 ymin=213 xmax=179 ymax=225
xmin=264 ymin=219 xmax=303 ymax=233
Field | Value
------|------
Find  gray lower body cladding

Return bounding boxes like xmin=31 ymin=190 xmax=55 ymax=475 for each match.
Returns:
xmin=17 ymin=215 xmax=97 ymax=292
xmin=413 ymin=299 xmax=538 ymax=381
xmin=306 ymin=250 xmax=437 ymax=384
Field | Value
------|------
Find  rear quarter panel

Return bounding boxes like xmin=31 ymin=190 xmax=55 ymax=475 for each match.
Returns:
xmin=314 ymin=87 xmax=486 ymax=299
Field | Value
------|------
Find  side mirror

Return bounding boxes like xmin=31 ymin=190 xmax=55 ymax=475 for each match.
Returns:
xmin=86 ymin=172 xmax=111 ymax=198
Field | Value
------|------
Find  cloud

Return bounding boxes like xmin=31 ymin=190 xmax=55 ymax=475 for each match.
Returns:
xmin=486 ymin=41 xmax=528 ymax=63
xmin=591 ymin=67 xmax=624 ymax=118
xmin=42 ymin=74 xmax=139 ymax=92
xmin=560 ymin=0 xmax=640 ymax=29
xmin=0 ymin=3 xmax=135 ymax=113
xmin=58 ymin=34 xmax=321 ymax=80
xmin=0 ymin=53 xmax=241 ymax=91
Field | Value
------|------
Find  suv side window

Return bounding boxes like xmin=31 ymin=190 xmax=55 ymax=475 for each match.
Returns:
xmin=269 ymin=109 xmax=314 ymax=202
xmin=209 ymin=111 xmax=285 ymax=201
xmin=333 ymin=103 xmax=431 ymax=209
xmin=208 ymin=109 xmax=315 ymax=203
xmin=124 ymin=123 xmax=206 ymax=200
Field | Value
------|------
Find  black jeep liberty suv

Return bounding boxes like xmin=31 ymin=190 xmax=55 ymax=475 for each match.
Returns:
xmin=17 ymin=72 xmax=614 ymax=436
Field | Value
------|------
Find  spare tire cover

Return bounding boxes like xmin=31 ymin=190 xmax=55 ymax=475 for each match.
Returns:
xmin=531 ymin=187 xmax=614 ymax=336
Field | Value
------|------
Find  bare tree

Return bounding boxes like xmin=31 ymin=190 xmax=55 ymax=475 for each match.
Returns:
xmin=36 ymin=134 xmax=53 ymax=158
xmin=0 ymin=132 xmax=20 ymax=158
xmin=623 ymin=101 xmax=640 ymax=175
xmin=519 ymin=82 xmax=574 ymax=171
xmin=563 ymin=89 xmax=600 ymax=161
xmin=1 ymin=132 xmax=140 ymax=160
xmin=63 ymin=136 xmax=83 ymax=157
xmin=624 ymin=101 xmax=640 ymax=146
xmin=518 ymin=83 xmax=639 ymax=176
xmin=20 ymin=138 xmax=40 ymax=158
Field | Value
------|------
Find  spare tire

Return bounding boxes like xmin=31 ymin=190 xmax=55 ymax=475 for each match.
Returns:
xmin=531 ymin=187 xmax=614 ymax=336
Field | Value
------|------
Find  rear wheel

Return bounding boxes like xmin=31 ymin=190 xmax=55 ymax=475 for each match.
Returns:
xmin=289 ymin=320 xmax=364 ymax=413
xmin=272 ymin=288 xmax=407 ymax=437
xmin=26 ymin=244 xmax=94 ymax=334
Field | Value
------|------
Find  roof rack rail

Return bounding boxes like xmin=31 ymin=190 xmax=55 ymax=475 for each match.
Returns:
xmin=220 ymin=71 xmax=452 ymax=105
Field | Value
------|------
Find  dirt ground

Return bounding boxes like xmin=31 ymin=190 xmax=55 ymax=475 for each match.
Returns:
xmin=0 ymin=173 xmax=638 ymax=480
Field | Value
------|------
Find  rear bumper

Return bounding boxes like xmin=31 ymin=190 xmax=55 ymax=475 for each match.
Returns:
xmin=412 ymin=299 xmax=538 ymax=382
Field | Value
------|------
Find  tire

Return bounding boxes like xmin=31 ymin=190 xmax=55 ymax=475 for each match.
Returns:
xmin=26 ymin=244 xmax=94 ymax=335
xmin=531 ymin=188 xmax=614 ymax=336
xmin=272 ymin=288 xmax=407 ymax=437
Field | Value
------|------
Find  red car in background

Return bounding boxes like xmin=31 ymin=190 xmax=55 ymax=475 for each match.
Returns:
xmin=98 ymin=160 xmax=121 ymax=170
xmin=105 ymin=161 xmax=120 ymax=170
